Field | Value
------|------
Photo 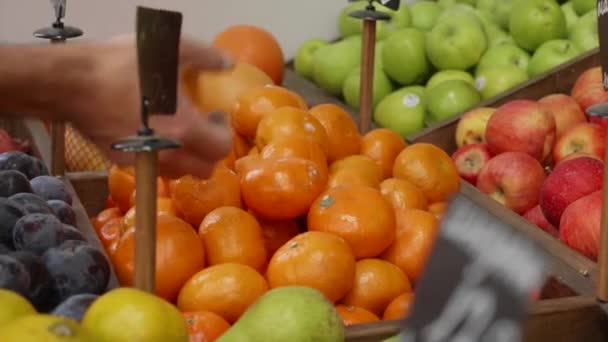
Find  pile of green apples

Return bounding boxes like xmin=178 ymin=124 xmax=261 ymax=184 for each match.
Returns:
xmin=294 ymin=0 xmax=598 ymax=137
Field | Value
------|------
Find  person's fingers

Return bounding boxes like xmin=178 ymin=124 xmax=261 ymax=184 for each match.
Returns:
xmin=179 ymin=36 xmax=234 ymax=71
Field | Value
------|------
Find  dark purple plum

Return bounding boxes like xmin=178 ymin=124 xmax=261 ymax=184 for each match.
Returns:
xmin=13 ymin=213 xmax=85 ymax=255
xmin=51 ymin=294 xmax=98 ymax=322
xmin=0 ymin=197 xmax=25 ymax=247
xmin=0 ymin=254 xmax=30 ymax=296
xmin=9 ymin=250 xmax=54 ymax=311
xmin=30 ymin=176 xmax=72 ymax=205
xmin=0 ymin=242 xmax=11 ymax=254
xmin=9 ymin=192 xmax=54 ymax=215
xmin=47 ymin=200 xmax=77 ymax=226
xmin=0 ymin=151 xmax=48 ymax=179
xmin=0 ymin=170 xmax=32 ymax=197
xmin=42 ymin=240 xmax=110 ymax=302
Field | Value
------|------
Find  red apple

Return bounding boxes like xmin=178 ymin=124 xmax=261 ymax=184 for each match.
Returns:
xmin=454 ymin=107 xmax=496 ymax=148
xmin=559 ymin=190 xmax=602 ymax=260
xmin=552 ymin=122 xmax=605 ymax=164
xmin=588 ymin=115 xmax=608 ymax=131
xmin=538 ymin=94 xmax=587 ymax=139
xmin=570 ymin=66 xmax=608 ymax=111
xmin=539 ymin=156 xmax=603 ymax=227
xmin=522 ymin=205 xmax=559 ymax=238
xmin=485 ymin=100 xmax=556 ymax=161
xmin=476 ymin=151 xmax=545 ymax=214
xmin=451 ymin=143 xmax=491 ymax=184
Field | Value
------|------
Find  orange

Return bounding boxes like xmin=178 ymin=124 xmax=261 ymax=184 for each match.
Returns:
xmin=393 ymin=143 xmax=460 ymax=203
xmin=383 ymin=292 xmax=414 ymax=320
xmin=213 ymin=25 xmax=285 ymax=84
xmin=177 ymin=263 xmax=268 ymax=323
xmin=128 ymin=177 xmax=172 ymax=208
xmin=184 ymin=62 xmax=273 ymax=115
xmin=335 ymin=305 xmax=380 ymax=326
xmin=258 ymin=217 xmax=302 ymax=256
xmin=91 ymin=207 xmax=122 ymax=233
xmin=361 ymin=128 xmax=408 ymax=179
xmin=122 ymin=197 xmax=180 ymax=228
xmin=232 ymin=129 xmax=253 ymax=159
xmin=308 ymin=104 xmax=361 ymax=163
xmin=327 ymin=155 xmax=384 ymax=189
xmin=199 ymin=206 xmax=267 ymax=272
xmin=239 ymin=157 xmax=326 ymax=220
xmin=98 ymin=217 xmax=122 ymax=249
xmin=255 ymin=107 xmax=329 ymax=155
xmin=382 ymin=209 xmax=439 ymax=282
xmin=218 ymin=149 xmax=237 ymax=170
xmin=183 ymin=310 xmax=231 ymax=342
xmin=379 ymin=178 xmax=428 ymax=211
xmin=259 ymin=136 xmax=329 ymax=180
xmin=341 ymin=259 xmax=412 ymax=315
xmin=108 ymin=165 xmax=135 ymax=213
xmin=113 ymin=214 xmax=206 ymax=302
xmin=232 ymin=85 xmax=308 ymax=139
xmin=428 ymin=201 xmax=448 ymax=220
xmin=248 ymin=146 xmax=259 ymax=156
xmin=308 ymin=185 xmax=396 ymax=259
xmin=266 ymin=231 xmax=356 ymax=303
xmin=105 ymin=196 xmax=119 ymax=210
xmin=172 ymin=166 xmax=242 ymax=227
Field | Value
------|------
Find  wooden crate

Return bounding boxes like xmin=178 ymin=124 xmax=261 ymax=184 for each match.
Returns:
xmin=2 ymin=119 xmax=118 ymax=290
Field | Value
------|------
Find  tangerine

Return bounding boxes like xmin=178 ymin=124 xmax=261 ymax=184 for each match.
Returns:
xmin=232 ymin=85 xmax=308 ymax=139
xmin=199 ymin=206 xmax=267 ymax=272
xmin=107 ymin=165 xmax=135 ymax=213
xmin=428 ymin=201 xmax=449 ymax=220
xmin=308 ymin=185 xmax=396 ymax=259
xmin=255 ymin=106 xmax=329 ymax=154
xmin=361 ymin=128 xmax=408 ymax=179
xmin=379 ymin=178 xmax=428 ymax=211
xmin=327 ymin=154 xmax=383 ymax=189
xmin=91 ymin=207 xmax=122 ymax=233
xmin=266 ymin=231 xmax=356 ymax=303
xmin=213 ymin=25 xmax=285 ymax=84
xmin=308 ymin=104 xmax=361 ymax=163
xmin=98 ymin=217 xmax=122 ymax=249
xmin=172 ymin=166 xmax=242 ymax=227
xmin=112 ymin=214 xmax=206 ymax=302
xmin=122 ymin=197 xmax=180 ymax=228
xmin=177 ymin=263 xmax=268 ymax=324
xmin=257 ymin=217 xmax=302 ymax=256
xmin=335 ymin=305 xmax=380 ymax=326
xmin=382 ymin=209 xmax=439 ymax=282
xmin=341 ymin=259 xmax=412 ymax=315
xmin=232 ymin=129 xmax=253 ymax=159
xmin=260 ymin=136 xmax=329 ymax=180
xmin=393 ymin=143 xmax=460 ymax=202
xmin=239 ymin=157 xmax=326 ymax=220
xmin=183 ymin=310 xmax=231 ymax=342
xmin=383 ymin=292 xmax=414 ymax=320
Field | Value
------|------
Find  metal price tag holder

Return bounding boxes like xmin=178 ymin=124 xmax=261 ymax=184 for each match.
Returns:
xmin=348 ymin=0 xmax=400 ymax=133
xmin=111 ymin=6 xmax=182 ymax=292
xmin=397 ymin=194 xmax=548 ymax=342
xmin=34 ymin=0 xmax=83 ymax=176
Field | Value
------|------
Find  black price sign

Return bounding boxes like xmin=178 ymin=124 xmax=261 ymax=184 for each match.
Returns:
xmin=598 ymin=0 xmax=608 ymax=90
xmin=376 ymin=0 xmax=400 ymax=11
xmin=399 ymin=194 xmax=547 ymax=342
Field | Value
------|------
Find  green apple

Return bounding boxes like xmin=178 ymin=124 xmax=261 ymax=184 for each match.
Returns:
xmin=426 ymin=15 xmax=488 ymax=70
xmin=294 ymin=38 xmax=329 ymax=80
xmin=475 ymin=65 xmax=529 ymax=99
xmin=476 ymin=44 xmax=530 ymax=73
xmin=373 ymin=86 xmax=427 ymax=137
xmin=312 ymin=40 xmax=361 ymax=95
xmin=528 ymin=39 xmax=581 ymax=77
xmin=342 ymin=65 xmax=394 ymax=111
xmin=571 ymin=0 xmax=596 ymax=15
xmin=509 ymin=0 xmax=567 ymax=52
xmin=382 ymin=28 xmax=430 ymax=85
xmin=437 ymin=4 xmax=482 ymax=26
xmin=476 ymin=0 xmax=514 ymax=30
xmin=426 ymin=80 xmax=481 ymax=123
xmin=409 ymin=1 xmax=443 ymax=31
xmin=426 ymin=70 xmax=475 ymax=91
xmin=562 ymin=2 xmax=580 ymax=33
xmin=438 ymin=0 xmax=477 ymax=9
xmin=570 ymin=9 xmax=599 ymax=53
xmin=489 ymin=32 xmax=515 ymax=48
xmin=337 ymin=1 xmax=410 ymax=40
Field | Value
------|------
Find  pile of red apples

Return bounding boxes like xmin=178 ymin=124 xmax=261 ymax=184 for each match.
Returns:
xmin=452 ymin=66 xmax=608 ymax=261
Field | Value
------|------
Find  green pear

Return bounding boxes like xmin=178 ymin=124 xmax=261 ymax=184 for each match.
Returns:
xmin=217 ymin=286 xmax=344 ymax=342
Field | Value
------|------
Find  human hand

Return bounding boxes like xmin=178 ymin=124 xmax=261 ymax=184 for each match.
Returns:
xmin=69 ymin=34 xmax=234 ymax=179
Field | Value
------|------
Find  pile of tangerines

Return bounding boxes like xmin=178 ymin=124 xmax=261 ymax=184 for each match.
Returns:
xmin=90 ymin=26 xmax=461 ymax=341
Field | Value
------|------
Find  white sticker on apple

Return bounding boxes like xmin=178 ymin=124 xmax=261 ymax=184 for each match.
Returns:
xmin=475 ymin=76 xmax=487 ymax=91
xmin=402 ymin=94 xmax=420 ymax=108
